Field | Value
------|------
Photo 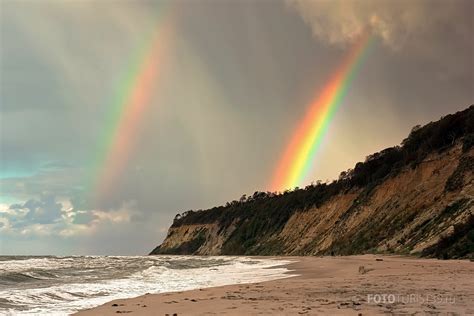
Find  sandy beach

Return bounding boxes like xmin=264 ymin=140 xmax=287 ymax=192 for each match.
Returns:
xmin=74 ymin=255 xmax=474 ymax=315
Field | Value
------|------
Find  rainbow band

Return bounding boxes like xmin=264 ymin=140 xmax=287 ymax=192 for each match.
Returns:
xmin=271 ymin=33 xmax=374 ymax=191
xmin=92 ymin=21 xmax=171 ymax=203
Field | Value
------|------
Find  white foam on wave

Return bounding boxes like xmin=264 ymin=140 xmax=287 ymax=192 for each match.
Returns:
xmin=1 ymin=256 xmax=296 ymax=316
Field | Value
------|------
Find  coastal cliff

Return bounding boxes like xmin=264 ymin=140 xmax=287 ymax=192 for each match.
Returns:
xmin=150 ymin=105 xmax=474 ymax=258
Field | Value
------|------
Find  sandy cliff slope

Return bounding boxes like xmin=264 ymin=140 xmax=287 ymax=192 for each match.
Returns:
xmin=151 ymin=106 xmax=474 ymax=258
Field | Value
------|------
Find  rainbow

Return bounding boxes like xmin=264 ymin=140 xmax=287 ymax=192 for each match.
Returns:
xmin=92 ymin=19 xmax=172 ymax=203
xmin=270 ymin=33 xmax=374 ymax=191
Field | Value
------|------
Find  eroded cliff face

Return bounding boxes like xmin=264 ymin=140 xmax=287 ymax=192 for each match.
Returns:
xmin=278 ymin=145 xmax=472 ymax=256
xmin=151 ymin=144 xmax=473 ymax=257
xmin=150 ymin=106 xmax=474 ymax=258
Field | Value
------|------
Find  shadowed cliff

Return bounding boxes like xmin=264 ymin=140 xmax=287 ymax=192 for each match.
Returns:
xmin=151 ymin=105 xmax=474 ymax=259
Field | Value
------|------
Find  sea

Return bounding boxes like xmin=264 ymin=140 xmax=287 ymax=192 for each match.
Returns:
xmin=0 ymin=255 xmax=294 ymax=315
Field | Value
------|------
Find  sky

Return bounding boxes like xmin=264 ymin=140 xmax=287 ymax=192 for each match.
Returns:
xmin=0 ymin=0 xmax=472 ymax=255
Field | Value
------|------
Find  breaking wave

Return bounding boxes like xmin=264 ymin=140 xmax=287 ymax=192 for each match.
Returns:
xmin=0 ymin=255 xmax=295 ymax=315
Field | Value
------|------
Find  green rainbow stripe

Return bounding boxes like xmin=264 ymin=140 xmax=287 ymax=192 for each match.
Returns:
xmin=271 ymin=33 xmax=374 ymax=191
xmin=85 ymin=13 xmax=172 ymax=204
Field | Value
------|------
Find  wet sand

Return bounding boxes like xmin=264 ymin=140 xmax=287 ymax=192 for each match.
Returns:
xmin=75 ymin=255 xmax=474 ymax=315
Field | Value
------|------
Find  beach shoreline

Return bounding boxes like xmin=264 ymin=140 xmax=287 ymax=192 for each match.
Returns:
xmin=75 ymin=255 xmax=474 ymax=315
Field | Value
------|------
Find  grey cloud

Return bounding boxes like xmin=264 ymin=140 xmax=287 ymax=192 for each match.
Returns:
xmin=286 ymin=0 xmax=473 ymax=98
xmin=69 ymin=197 xmax=97 ymax=225
xmin=9 ymin=194 xmax=63 ymax=226
xmin=286 ymin=0 xmax=472 ymax=49
xmin=71 ymin=211 xmax=96 ymax=225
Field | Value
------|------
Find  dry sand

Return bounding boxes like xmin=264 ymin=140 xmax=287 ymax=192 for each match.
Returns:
xmin=75 ymin=255 xmax=474 ymax=315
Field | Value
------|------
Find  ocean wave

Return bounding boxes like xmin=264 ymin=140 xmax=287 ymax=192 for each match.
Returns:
xmin=0 ymin=256 xmax=295 ymax=315
xmin=0 ymin=272 xmax=42 ymax=285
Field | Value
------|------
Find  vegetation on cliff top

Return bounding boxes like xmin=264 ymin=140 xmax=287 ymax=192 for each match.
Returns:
xmin=156 ymin=105 xmax=473 ymax=256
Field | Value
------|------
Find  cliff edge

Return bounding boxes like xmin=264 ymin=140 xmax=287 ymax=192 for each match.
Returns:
xmin=151 ymin=105 xmax=474 ymax=259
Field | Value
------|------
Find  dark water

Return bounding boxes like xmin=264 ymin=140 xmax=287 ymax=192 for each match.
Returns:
xmin=0 ymin=255 xmax=293 ymax=315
